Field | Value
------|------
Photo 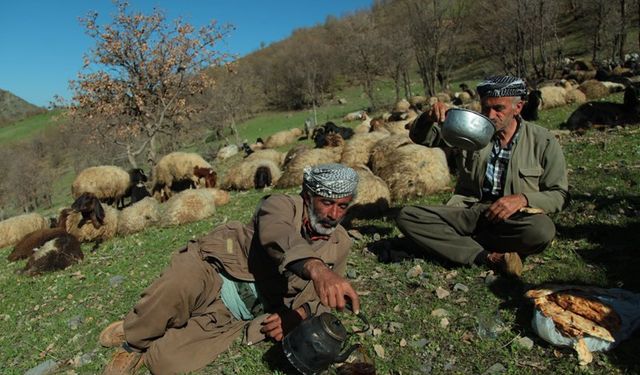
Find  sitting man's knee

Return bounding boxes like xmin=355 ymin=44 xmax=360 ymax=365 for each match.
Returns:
xmin=522 ymin=215 xmax=556 ymax=251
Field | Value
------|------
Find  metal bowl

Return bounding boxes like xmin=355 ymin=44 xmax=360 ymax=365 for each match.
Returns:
xmin=441 ymin=108 xmax=495 ymax=150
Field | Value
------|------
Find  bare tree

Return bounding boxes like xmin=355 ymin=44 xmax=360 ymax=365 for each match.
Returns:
xmin=404 ymin=0 xmax=469 ymax=97
xmin=69 ymin=0 xmax=233 ymax=168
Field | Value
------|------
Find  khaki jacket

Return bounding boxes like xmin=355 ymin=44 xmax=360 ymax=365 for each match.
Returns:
xmin=409 ymin=114 xmax=569 ymax=213
xmin=196 ymin=193 xmax=352 ymax=314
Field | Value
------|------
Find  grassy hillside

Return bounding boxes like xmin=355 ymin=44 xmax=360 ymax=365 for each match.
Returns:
xmin=1 ymin=87 xmax=639 ymax=374
xmin=0 ymin=109 xmax=63 ymax=145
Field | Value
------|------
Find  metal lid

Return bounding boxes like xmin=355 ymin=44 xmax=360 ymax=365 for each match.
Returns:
xmin=318 ymin=312 xmax=348 ymax=341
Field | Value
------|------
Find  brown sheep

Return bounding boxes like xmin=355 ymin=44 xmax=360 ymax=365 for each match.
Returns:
xmin=20 ymin=234 xmax=83 ymax=276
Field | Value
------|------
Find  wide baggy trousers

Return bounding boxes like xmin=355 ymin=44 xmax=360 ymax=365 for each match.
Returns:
xmin=395 ymin=203 xmax=556 ymax=265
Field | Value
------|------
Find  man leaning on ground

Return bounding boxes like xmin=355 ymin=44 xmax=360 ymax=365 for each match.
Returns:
xmin=99 ymin=163 xmax=360 ymax=375
xmin=396 ymin=75 xmax=569 ymax=277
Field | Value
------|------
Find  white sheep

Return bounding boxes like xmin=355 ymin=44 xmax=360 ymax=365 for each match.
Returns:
xmin=349 ymin=165 xmax=391 ymax=218
xmin=263 ymin=128 xmax=304 ymax=149
xmin=116 ymin=197 xmax=161 ymax=235
xmin=71 ymin=166 xmax=130 ymax=207
xmin=0 ymin=213 xmax=49 ymax=249
xmin=373 ymin=144 xmax=451 ymax=202
xmin=159 ymin=189 xmax=220 ymax=227
xmin=340 ymin=131 xmax=389 ymax=167
xmin=243 ymin=149 xmax=286 ymax=167
xmin=276 ymin=145 xmax=343 ymax=188
xmin=221 ymin=159 xmax=282 ymax=190
xmin=152 ymin=152 xmax=215 ymax=201
xmin=216 ymin=144 xmax=239 ymax=161
xmin=539 ymin=86 xmax=567 ymax=109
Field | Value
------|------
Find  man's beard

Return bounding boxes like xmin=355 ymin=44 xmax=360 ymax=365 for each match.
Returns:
xmin=308 ymin=204 xmax=340 ymax=235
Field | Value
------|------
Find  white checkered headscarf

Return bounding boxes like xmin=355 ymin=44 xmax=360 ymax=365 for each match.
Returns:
xmin=476 ymin=76 xmax=528 ymax=98
xmin=303 ymin=163 xmax=358 ymax=199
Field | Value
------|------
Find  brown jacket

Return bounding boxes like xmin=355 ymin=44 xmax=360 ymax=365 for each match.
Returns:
xmin=124 ymin=193 xmax=352 ymax=351
xmin=198 ymin=193 xmax=352 ymax=313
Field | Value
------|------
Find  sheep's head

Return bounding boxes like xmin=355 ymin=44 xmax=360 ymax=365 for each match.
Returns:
xmin=71 ymin=193 xmax=105 ymax=229
xmin=129 ymin=168 xmax=148 ymax=184
xmin=193 ymin=166 xmax=217 ymax=188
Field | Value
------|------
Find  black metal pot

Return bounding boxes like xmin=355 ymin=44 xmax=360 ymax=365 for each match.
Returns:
xmin=282 ymin=310 xmax=370 ymax=375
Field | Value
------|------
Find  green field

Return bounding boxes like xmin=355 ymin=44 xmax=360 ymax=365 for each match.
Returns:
xmin=0 ymin=110 xmax=62 ymax=144
xmin=1 ymin=84 xmax=639 ymax=374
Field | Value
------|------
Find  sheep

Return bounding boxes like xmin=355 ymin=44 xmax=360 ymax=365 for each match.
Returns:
xmin=369 ymin=134 xmax=414 ymax=172
xmin=283 ymin=144 xmax=310 ymax=168
xmin=152 ymin=152 xmax=215 ymax=201
xmin=521 ymin=90 xmax=543 ymax=121
xmin=125 ymin=168 xmax=151 ymax=206
xmin=194 ymin=166 xmax=217 ymax=189
xmin=216 ymin=144 xmax=239 ymax=161
xmin=276 ymin=145 xmax=343 ymax=189
xmin=263 ymin=128 xmax=304 ymax=149
xmin=539 ymin=86 xmax=567 ymax=109
xmin=71 ymin=165 xmax=130 ymax=209
xmin=353 ymin=113 xmax=373 ymax=134
xmin=221 ymin=158 xmax=282 ymax=190
xmin=373 ymin=143 xmax=451 ymax=202
xmin=394 ymin=99 xmax=411 ymax=113
xmin=159 ymin=189 xmax=220 ymax=227
xmin=343 ymin=110 xmax=366 ymax=122
xmin=8 ymin=226 xmax=68 ymax=262
xmin=0 ymin=213 xmax=49 ymax=249
xmin=564 ymin=89 xmax=587 ymax=105
xmin=312 ymin=122 xmax=354 ymax=148
xmin=117 ymin=197 xmax=161 ymax=235
xmin=20 ymin=234 xmax=83 ymax=276
xmin=243 ymin=149 xmax=286 ymax=167
xmin=384 ymin=113 xmax=417 ymax=135
xmin=578 ymin=80 xmax=610 ymax=100
xmin=562 ymin=85 xmax=640 ymax=131
xmin=409 ymin=95 xmax=428 ymax=108
xmin=340 ymin=131 xmax=390 ymax=168
xmin=66 ymin=193 xmax=119 ymax=244
xmin=347 ymin=166 xmax=391 ymax=219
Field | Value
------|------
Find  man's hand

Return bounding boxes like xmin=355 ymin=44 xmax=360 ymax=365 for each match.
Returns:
xmin=304 ymin=259 xmax=360 ymax=314
xmin=428 ymin=101 xmax=448 ymax=123
xmin=260 ymin=306 xmax=307 ymax=342
xmin=485 ymin=194 xmax=528 ymax=223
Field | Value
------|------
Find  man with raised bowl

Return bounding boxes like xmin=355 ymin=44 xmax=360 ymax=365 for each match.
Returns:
xmin=397 ymin=76 xmax=569 ymax=277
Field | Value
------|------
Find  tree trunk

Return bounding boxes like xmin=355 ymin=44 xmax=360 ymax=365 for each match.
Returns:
xmin=126 ymin=144 xmax=139 ymax=169
xmin=147 ymin=134 xmax=157 ymax=167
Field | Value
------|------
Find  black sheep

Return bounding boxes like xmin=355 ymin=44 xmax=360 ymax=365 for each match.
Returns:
xmin=312 ymin=122 xmax=354 ymax=148
xmin=563 ymin=85 xmax=640 ymax=130
xmin=254 ymin=166 xmax=272 ymax=189
xmin=521 ymin=90 xmax=542 ymax=121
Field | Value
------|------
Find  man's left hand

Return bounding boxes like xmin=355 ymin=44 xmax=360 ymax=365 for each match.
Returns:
xmin=260 ymin=306 xmax=307 ymax=342
xmin=485 ymin=194 xmax=528 ymax=223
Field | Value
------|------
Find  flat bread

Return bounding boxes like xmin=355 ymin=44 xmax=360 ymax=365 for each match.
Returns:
xmin=533 ymin=297 xmax=616 ymax=342
xmin=550 ymin=292 xmax=621 ymax=334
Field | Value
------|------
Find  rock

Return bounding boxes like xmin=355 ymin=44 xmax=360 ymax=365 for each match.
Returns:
xmin=373 ymin=233 xmax=381 ymax=241
xmin=372 ymin=328 xmax=382 ymax=337
xmin=435 ymin=287 xmax=450 ymax=299
xmin=515 ymin=336 xmax=534 ymax=350
xmin=346 ymin=269 xmax=358 ymax=279
xmin=67 ymin=315 xmax=84 ymax=330
xmin=406 ymin=264 xmax=423 ymax=278
xmin=400 ymin=338 xmax=407 ymax=347
xmin=25 ymin=360 xmax=59 ymax=375
xmin=109 ymin=275 xmax=125 ymax=287
xmin=373 ymin=344 xmax=385 ymax=358
xmin=440 ymin=317 xmax=450 ymax=328
xmin=453 ymin=283 xmax=469 ymax=292
xmin=483 ymin=363 xmax=506 ymax=374
xmin=431 ymin=308 xmax=449 ymax=317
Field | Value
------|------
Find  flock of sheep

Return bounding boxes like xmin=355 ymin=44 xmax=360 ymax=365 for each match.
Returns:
xmin=0 ymin=152 xmax=229 ymax=275
xmin=4 ymin=59 xmax=640 ymax=276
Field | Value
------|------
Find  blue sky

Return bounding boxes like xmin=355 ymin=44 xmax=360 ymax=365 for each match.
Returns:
xmin=0 ymin=0 xmax=373 ymax=107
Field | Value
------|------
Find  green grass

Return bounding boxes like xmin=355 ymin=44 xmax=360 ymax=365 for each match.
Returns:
xmin=0 ymin=110 xmax=62 ymax=144
xmin=1 ymin=85 xmax=640 ymax=374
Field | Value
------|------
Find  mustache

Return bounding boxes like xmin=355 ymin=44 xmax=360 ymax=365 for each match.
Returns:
xmin=317 ymin=218 xmax=339 ymax=227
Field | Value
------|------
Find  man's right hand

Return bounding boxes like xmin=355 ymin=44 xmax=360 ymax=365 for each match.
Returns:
xmin=427 ymin=101 xmax=448 ymax=123
xmin=303 ymin=259 xmax=360 ymax=314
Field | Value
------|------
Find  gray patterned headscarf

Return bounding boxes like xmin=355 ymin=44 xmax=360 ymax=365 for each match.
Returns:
xmin=303 ymin=163 xmax=358 ymax=198
xmin=476 ymin=76 xmax=528 ymax=98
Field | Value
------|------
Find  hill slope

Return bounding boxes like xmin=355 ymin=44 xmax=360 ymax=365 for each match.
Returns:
xmin=0 ymin=88 xmax=46 ymax=126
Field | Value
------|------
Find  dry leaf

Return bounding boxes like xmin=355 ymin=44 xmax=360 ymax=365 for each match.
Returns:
xmin=435 ymin=287 xmax=450 ymax=299
xmin=440 ymin=317 xmax=450 ymax=328
xmin=399 ymin=338 xmax=407 ymax=347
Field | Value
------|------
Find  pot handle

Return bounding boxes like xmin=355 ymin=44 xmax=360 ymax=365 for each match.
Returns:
xmin=346 ymin=301 xmax=370 ymax=335
xmin=335 ymin=343 xmax=361 ymax=363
